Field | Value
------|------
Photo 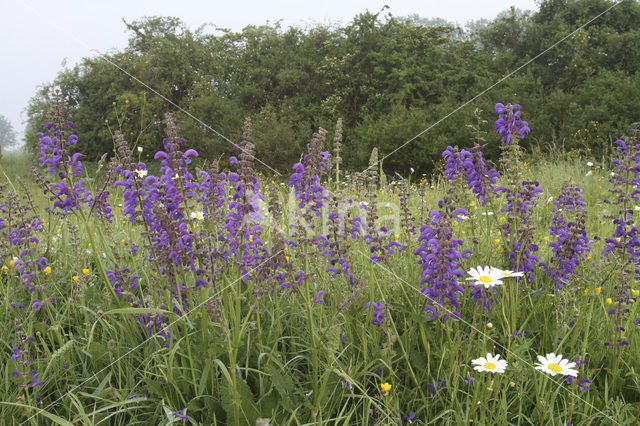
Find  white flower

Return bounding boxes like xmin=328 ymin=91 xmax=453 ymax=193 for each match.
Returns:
xmin=611 ymin=172 xmax=615 ymax=177
xmin=472 ymin=353 xmax=508 ymax=373
xmin=635 ymin=206 xmax=640 ymax=211
xmin=173 ymin=173 xmax=180 ymax=180
xmin=134 ymin=169 xmax=148 ymax=178
xmin=481 ymin=212 xmax=494 ymax=216
xmin=534 ymin=353 xmax=578 ymax=377
xmin=585 ymin=170 xmax=593 ymax=177
xmin=546 ymin=196 xmax=554 ymax=204
xmin=457 ymin=214 xmax=469 ymax=220
xmin=410 ymin=167 xmax=415 ymax=173
xmin=466 ymin=266 xmax=504 ymax=288
xmin=587 ymin=161 xmax=593 ymax=167
xmin=137 ymin=146 xmax=143 ymax=153
xmin=490 ymin=267 xmax=524 ymax=279
xmin=190 ymin=211 xmax=204 ymax=220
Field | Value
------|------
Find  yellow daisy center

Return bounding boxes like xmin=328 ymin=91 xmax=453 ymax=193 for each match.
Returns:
xmin=484 ymin=362 xmax=496 ymax=370
xmin=479 ymin=275 xmax=492 ymax=283
xmin=548 ymin=363 xmax=562 ymax=373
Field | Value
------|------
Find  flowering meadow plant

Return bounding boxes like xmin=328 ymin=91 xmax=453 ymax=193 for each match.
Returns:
xmin=0 ymin=93 xmax=637 ymax=425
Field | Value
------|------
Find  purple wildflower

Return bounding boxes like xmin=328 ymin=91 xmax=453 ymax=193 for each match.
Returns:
xmin=414 ymin=198 xmax=470 ymax=320
xmin=313 ymin=291 xmax=326 ymax=305
xmin=494 ymin=103 xmax=530 ymax=145
xmin=403 ymin=412 xmax=416 ymax=423
xmin=541 ymin=182 xmax=592 ymax=289
xmin=171 ymin=408 xmax=188 ymax=421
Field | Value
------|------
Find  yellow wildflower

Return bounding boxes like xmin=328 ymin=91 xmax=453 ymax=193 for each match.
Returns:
xmin=72 ymin=276 xmax=80 ymax=282
xmin=595 ymin=287 xmax=602 ymax=295
xmin=583 ymin=288 xmax=589 ymax=296
xmin=43 ymin=266 xmax=52 ymax=275
xmin=380 ymin=382 xmax=392 ymax=395
xmin=9 ymin=260 xmax=15 ymax=267
xmin=606 ymin=298 xmax=612 ymax=305
xmin=82 ymin=268 xmax=90 ymax=276
xmin=494 ymin=239 xmax=500 ymax=245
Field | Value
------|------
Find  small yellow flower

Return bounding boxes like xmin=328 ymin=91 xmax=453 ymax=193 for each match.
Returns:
xmin=606 ymin=298 xmax=612 ymax=305
xmin=121 ymin=239 xmax=125 ymax=244
xmin=470 ymin=201 xmax=476 ymax=207
xmin=544 ymin=236 xmax=550 ymax=241
xmin=43 ymin=266 xmax=52 ymax=275
xmin=486 ymin=322 xmax=493 ymax=329
xmin=82 ymin=268 xmax=90 ymax=276
xmin=595 ymin=287 xmax=602 ymax=295
xmin=587 ymin=256 xmax=592 ymax=260
xmin=249 ymin=235 xmax=254 ymax=242
xmin=615 ymin=237 xmax=621 ymax=243
xmin=380 ymin=382 xmax=392 ymax=395
xmin=509 ymin=381 xmax=516 ymax=387
xmin=583 ymin=288 xmax=590 ymax=296
xmin=9 ymin=260 xmax=15 ymax=267
xmin=632 ymin=289 xmax=639 ymax=297
xmin=88 ymin=243 xmax=92 ymax=247
xmin=285 ymin=256 xmax=290 ymax=262
xmin=72 ymin=276 xmax=80 ymax=282
xmin=1 ymin=265 xmax=7 ymax=274
xmin=494 ymin=239 xmax=500 ymax=245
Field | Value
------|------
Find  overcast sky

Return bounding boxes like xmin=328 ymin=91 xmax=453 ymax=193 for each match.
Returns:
xmin=0 ymin=0 xmax=538 ymax=143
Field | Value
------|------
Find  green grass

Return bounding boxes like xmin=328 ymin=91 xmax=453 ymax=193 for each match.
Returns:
xmin=1 ymin=149 xmax=640 ymax=426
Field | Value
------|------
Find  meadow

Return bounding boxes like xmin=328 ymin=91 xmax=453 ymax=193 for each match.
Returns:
xmin=1 ymin=95 xmax=640 ymax=425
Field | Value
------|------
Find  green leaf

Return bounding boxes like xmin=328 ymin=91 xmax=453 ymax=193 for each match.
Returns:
xmin=265 ymin=363 xmax=294 ymax=412
xmin=0 ymin=402 xmax=73 ymax=426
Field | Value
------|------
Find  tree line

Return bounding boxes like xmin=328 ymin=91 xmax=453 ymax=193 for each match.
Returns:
xmin=25 ymin=0 xmax=640 ymax=176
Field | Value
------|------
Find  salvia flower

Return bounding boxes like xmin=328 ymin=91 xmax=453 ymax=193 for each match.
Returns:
xmin=415 ymin=198 xmax=470 ymax=320
xmin=494 ymin=103 xmax=530 ymax=146
xmin=541 ymin=181 xmax=592 ymax=289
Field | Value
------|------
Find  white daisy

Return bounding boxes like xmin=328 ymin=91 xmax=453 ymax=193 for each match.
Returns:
xmin=137 ymin=146 xmax=143 ymax=153
xmin=586 ymin=161 xmax=593 ymax=167
xmin=134 ymin=169 xmax=148 ymax=178
xmin=190 ymin=211 xmax=204 ymax=220
xmin=481 ymin=212 xmax=495 ymax=216
xmin=466 ymin=266 xmax=504 ymax=288
xmin=534 ymin=353 xmax=578 ymax=377
xmin=471 ymin=353 xmax=508 ymax=374
xmin=490 ymin=267 xmax=524 ymax=279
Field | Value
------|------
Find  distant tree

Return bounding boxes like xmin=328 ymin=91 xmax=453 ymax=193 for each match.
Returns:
xmin=0 ymin=114 xmax=17 ymax=149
